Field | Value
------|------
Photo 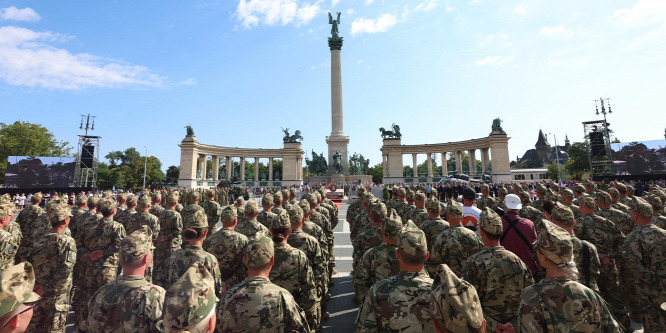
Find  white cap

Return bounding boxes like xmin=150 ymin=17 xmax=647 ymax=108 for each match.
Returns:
xmin=504 ymin=194 xmax=522 ymax=210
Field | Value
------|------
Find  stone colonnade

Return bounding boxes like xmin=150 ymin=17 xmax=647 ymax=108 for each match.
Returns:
xmin=380 ymin=133 xmax=510 ymax=183
xmin=178 ymin=135 xmax=304 ymax=189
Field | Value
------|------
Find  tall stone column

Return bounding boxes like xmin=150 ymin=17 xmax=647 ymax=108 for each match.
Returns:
xmin=427 ymin=153 xmax=433 ymax=178
xmin=455 ymin=151 xmax=462 ymax=175
xmin=212 ymin=155 xmax=219 ymax=181
xmin=269 ymin=158 xmax=274 ymax=181
xmin=199 ymin=154 xmax=207 ymax=179
xmin=441 ymin=152 xmax=448 ymax=177
xmin=326 ymin=15 xmax=350 ymax=177
xmin=254 ymin=158 xmax=259 ymax=181
xmin=239 ymin=157 xmax=245 ymax=181
xmin=225 ymin=156 xmax=232 ymax=181
xmin=481 ymin=148 xmax=489 ymax=173
xmin=177 ymin=135 xmax=198 ymax=189
xmin=468 ymin=149 xmax=476 ymax=176
xmin=412 ymin=154 xmax=418 ymax=178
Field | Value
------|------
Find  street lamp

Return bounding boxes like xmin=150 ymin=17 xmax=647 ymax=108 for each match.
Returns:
xmin=594 ymin=97 xmax=615 ymax=173
xmin=549 ymin=133 xmax=562 ymax=183
xmin=143 ymin=146 xmax=148 ymax=189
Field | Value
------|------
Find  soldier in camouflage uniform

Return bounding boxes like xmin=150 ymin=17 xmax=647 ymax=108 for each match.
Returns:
xmin=574 ymin=193 xmax=631 ymax=330
xmin=430 ymin=264 xmax=486 ymax=333
xmin=350 ymin=194 xmax=372 ymax=248
xmin=164 ymin=263 xmax=217 ymax=333
xmin=518 ymin=190 xmax=544 ymax=230
xmin=14 ymin=192 xmax=43 ymax=263
xmin=300 ymin=201 xmax=329 ymax=274
xmin=154 ymin=192 xmax=183 ymax=288
xmin=405 ymin=192 xmax=429 ymax=228
xmin=419 ymin=197 xmax=450 ymax=251
xmin=560 ymin=188 xmax=581 ymax=219
xmin=271 ymin=191 xmax=284 ymax=216
xmin=233 ymin=196 xmax=248 ymax=226
xmin=69 ymin=195 xmax=88 ymax=238
xmin=235 ymin=201 xmax=271 ymax=240
xmin=353 ymin=209 xmax=403 ymax=303
xmin=257 ymin=193 xmax=277 ymax=229
xmin=608 ymin=187 xmax=631 ymax=215
xmin=114 ymin=193 xmax=137 ymax=225
xmin=203 ymin=206 xmax=248 ymax=291
xmin=149 ymin=192 xmax=164 ymax=217
xmin=115 ymin=192 xmax=127 ymax=213
xmin=393 ymin=187 xmax=412 ymax=222
xmin=270 ymin=209 xmax=319 ymax=331
xmin=71 ymin=195 xmax=102 ymax=321
xmin=356 ymin=228 xmax=434 ymax=332
xmin=644 ymin=193 xmax=666 ymax=229
xmin=217 ymin=236 xmax=310 ymax=332
xmin=82 ymin=229 xmax=165 ymax=333
xmin=428 ymin=200 xmax=483 ymax=276
xmin=477 ymin=183 xmax=496 ymax=211
xmin=0 ymin=203 xmax=18 ymax=270
xmin=0 ymin=262 xmax=41 ymax=331
xmin=200 ymin=189 xmax=221 ymax=235
xmin=518 ymin=220 xmax=620 ymax=332
xmin=180 ymin=191 xmax=204 ymax=228
xmin=160 ymin=209 xmax=222 ymax=297
xmin=461 ymin=207 xmax=533 ymax=332
xmin=27 ymin=205 xmax=76 ymax=333
xmin=623 ymin=197 xmax=666 ymax=332
xmin=491 ymin=186 xmax=508 ymax=213
xmin=304 ymin=193 xmax=334 ymax=285
xmin=572 ymin=183 xmax=586 ymax=206
xmin=346 ymin=187 xmax=366 ymax=242
xmin=124 ymin=194 xmax=160 ymax=282
xmin=530 ymin=184 xmax=547 ymax=212
xmin=353 ymin=201 xmax=386 ymax=273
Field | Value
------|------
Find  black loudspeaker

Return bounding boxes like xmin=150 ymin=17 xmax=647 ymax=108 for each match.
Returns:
xmin=80 ymin=145 xmax=95 ymax=168
xmin=589 ymin=132 xmax=605 ymax=156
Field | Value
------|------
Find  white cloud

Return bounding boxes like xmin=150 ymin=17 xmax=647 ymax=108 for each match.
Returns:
xmin=179 ymin=78 xmax=197 ymax=85
xmin=0 ymin=6 xmax=41 ymax=22
xmin=332 ymin=0 xmax=339 ymax=6
xmin=513 ymin=4 xmax=526 ymax=15
xmin=474 ymin=55 xmax=508 ymax=66
xmin=613 ymin=0 xmax=666 ymax=24
xmin=0 ymin=26 xmax=164 ymax=90
xmin=365 ymin=0 xmax=373 ymax=5
xmin=478 ymin=34 xmax=510 ymax=47
xmin=539 ymin=24 xmax=570 ymax=36
xmin=351 ymin=13 xmax=397 ymax=36
xmin=357 ymin=59 xmax=363 ymax=64
xmin=446 ymin=2 xmax=452 ymax=12
xmin=346 ymin=8 xmax=355 ymax=15
xmin=235 ymin=0 xmax=321 ymax=28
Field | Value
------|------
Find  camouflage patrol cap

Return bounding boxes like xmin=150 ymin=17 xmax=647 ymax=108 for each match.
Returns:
xmin=357 ymin=186 xmax=367 ymax=194
xmin=382 ymin=209 xmax=403 ymax=238
xmin=120 ymin=228 xmax=154 ymax=263
xmin=244 ymin=201 xmax=258 ymax=215
xmin=614 ymin=182 xmax=627 ymax=193
xmin=406 ymin=190 xmax=415 ymax=202
xmin=607 ymin=187 xmax=619 ymax=200
xmin=167 ymin=192 xmax=179 ymax=205
xmin=49 ymin=205 xmax=72 ymax=224
xmin=651 ymin=189 xmax=666 ymax=202
xmin=545 ymin=189 xmax=558 ymax=202
xmin=363 ymin=193 xmax=375 ymax=207
xmin=446 ymin=200 xmax=463 ymax=219
xmin=536 ymin=184 xmax=547 ymax=196
xmin=0 ymin=204 xmax=12 ymax=218
xmin=398 ymin=228 xmax=427 ymax=257
xmin=221 ymin=206 xmax=237 ymax=222
xmin=245 ymin=236 xmax=274 ymax=268
xmin=535 ymin=220 xmax=573 ymax=266
xmin=165 ymin=263 xmax=218 ymax=331
xmin=273 ymin=191 xmax=283 ymax=204
xmin=426 ymin=198 xmax=441 ymax=214
xmin=189 ymin=191 xmax=201 ymax=202
xmin=303 ymin=193 xmax=315 ymax=206
xmin=643 ymin=193 xmax=662 ymax=209
xmin=629 ymin=197 xmax=653 ymax=218
xmin=204 ymin=189 xmax=214 ymax=198
xmin=102 ymin=190 xmax=113 ymax=199
xmin=98 ymin=198 xmax=117 ymax=213
xmin=88 ymin=195 xmax=99 ymax=205
xmin=518 ymin=191 xmax=531 ymax=203
xmin=299 ymin=200 xmax=310 ymax=213
xmin=152 ymin=192 xmax=162 ymax=201
xmin=281 ymin=189 xmax=289 ymax=200
xmin=370 ymin=202 xmax=387 ymax=222
xmin=76 ymin=195 xmax=88 ymax=205
xmin=626 ymin=185 xmax=635 ymax=195
xmin=289 ymin=188 xmax=297 ymax=196
xmin=31 ymin=192 xmax=43 ymax=199
xmin=396 ymin=187 xmax=406 ymax=197
xmin=184 ymin=209 xmax=208 ymax=229
xmin=550 ymin=181 xmax=561 ymax=193
xmin=479 ymin=207 xmax=503 ymax=237
xmin=551 ymin=202 xmax=575 ymax=226
xmin=271 ymin=210 xmax=291 ymax=229
xmin=287 ymin=204 xmax=303 ymax=224
xmin=126 ymin=193 xmax=137 ymax=205
xmin=574 ymin=183 xmax=586 ymax=194
xmin=595 ymin=191 xmax=612 ymax=206
xmin=480 ymin=183 xmax=489 ymax=190
xmin=137 ymin=194 xmax=151 ymax=209
xmin=497 ymin=187 xmax=508 ymax=196
xmin=584 ymin=179 xmax=595 ymax=188
xmin=261 ymin=193 xmax=273 ymax=207
xmin=117 ymin=192 xmax=127 ymax=201
xmin=0 ymin=262 xmax=40 ymax=321
xmin=430 ymin=264 xmax=484 ymax=333
xmin=579 ymin=194 xmax=596 ymax=209
xmin=415 ymin=192 xmax=426 ymax=201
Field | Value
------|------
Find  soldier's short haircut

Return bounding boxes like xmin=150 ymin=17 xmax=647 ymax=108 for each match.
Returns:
xmin=398 ymin=248 xmax=427 ymax=265
xmin=100 ymin=206 xmax=115 ymax=216
xmin=481 ymin=229 xmax=501 ymax=241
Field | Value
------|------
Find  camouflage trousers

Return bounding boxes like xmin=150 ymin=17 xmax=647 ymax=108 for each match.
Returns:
xmin=615 ymin=257 xmax=640 ymax=313
xmin=305 ymin=304 xmax=322 ymax=333
xmin=597 ymin=263 xmax=631 ymax=330
xmin=639 ymin=306 xmax=666 ymax=332
xmin=153 ymin=245 xmax=177 ymax=288
xmin=71 ymin=259 xmax=88 ymax=320
xmin=27 ymin=292 xmax=70 ymax=333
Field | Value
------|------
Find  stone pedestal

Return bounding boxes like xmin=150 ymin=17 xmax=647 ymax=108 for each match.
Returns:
xmin=326 ymin=136 xmax=349 ymax=176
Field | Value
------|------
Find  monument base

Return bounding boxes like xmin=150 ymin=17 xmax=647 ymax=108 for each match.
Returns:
xmin=305 ymin=175 xmax=373 ymax=185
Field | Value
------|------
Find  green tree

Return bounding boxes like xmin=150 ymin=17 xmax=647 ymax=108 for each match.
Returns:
xmin=97 ymin=147 xmax=164 ymax=190
xmin=166 ymin=165 xmax=180 ymax=182
xmin=0 ymin=121 xmax=72 ymax=184
xmin=564 ymin=142 xmax=590 ymax=180
xmin=546 ymin=162 xmax=561 ymax=181
xmin=366 ymin=163 xmax=383 ymax=184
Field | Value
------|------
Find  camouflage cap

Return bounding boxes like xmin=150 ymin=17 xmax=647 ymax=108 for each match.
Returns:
xmin=167 ymin=192 xmax=179 ymax=205
xmin=273 ymin=191 xmax=283 ymax=204
xmin=536 ymin=184 xmax=547 ymax=196
xmin=98 ymin=198 xmax=117 ymax=213
xmin=190 ymin=191 xmax=201 ymax=202
xmin=271 ymin=210 xmax=291 ymax=229
xmin=643 ymin=193 xmax=662 ymax=209
xmin=221 ymin=206 xmax=237 ymax=222
xmin=126 ymin=193 xmax=138 ymax=205
xmin=626 ymin=185 xmax=635 ymax=195
xmin=497 ymin=187 xmax=508 ymax=196
xmin=244 ymin=201 xmax=258 ymax=215
xmin=76 ymin=195 xmax=88 ymax=205
xmin=396 ymin=187 xmax=406 ymax=197
xmin=357 ymin=186 xmax=367 ymax=194
xmin=117 ymin=192 xmax=128 ymax=201
xmin=120 ymin=228 xmax=154 ymax=263
xmin=289 ymin=188 xmax=297 ymax=196
xmin=0 ymin=204 xmax=13 ymax=218
xmin=32 ymin=192 xmax=43 ymax=199
xmin=480 ymin=183 xmax=489 ymax=190
xmin=184 ymin=209 xmax=208 ymax=229
xmin=382 ymin=209 xmax=403 ymax=238
xmin=370 ymin=202 xmax=387 ymax=222
xmin=446 ymin=200 xmax=463 ymax=219
xmin=261 ymin=193 xmax=273 ymax=207
xmin=137 ymin=194 xmax=151 ymax=209
xmin=651 ymin=189 xmax=666 ymax=202
xmin=518 ymin=191 xmax=531 ymax=203
xmin=205 ymin=189 xmax=215 ymax=198
xmin=607 ymin=187 xmax=619 ymax=200
xmin=551 ymin=202 xmax=575 ymax=226
xmin=430 ymin=264 xmax=484 ymax=333
xmin=614 ymin=182 xmax=627 ymax=193
xmin=102 ymin=190 xmax=113 ymax=199
xmin=574 ymin=183 xmax=586 ymax=194
xmin=245 ymin=237 xmax=274 ymax=268
xmin=426 ymin=198 xmax=441 ymax=214
xmin=415 ymin=192 xmax=426 ymax=201
xmin=313 ymin=191 xmax=322 ymax=202
xmin=629 ymin=197 xmax=653 ymax=217
xmin=165 ymin=263 xmax=217 ymax=331
xmin=152 ymin=192 xmax=162 ymax=201
xmin=535 ymin=220 xmax=573 ymax=266
xmin=49 ymin=205 xmax=72 ymax=224
xmin=583 ymin=179 xmax=595 ymax=188
xmin=0 ymin=262 xmax=41 ymax=320
xmin=550 ymin=181 xmax=561 ymax=193
xmin=595 ymin=191 xmax=612 ymax=206
xmin=281 ymin=189 xmax=289 ymax=200
xmin=405 ymin=190 xmax=415 ymax=202
xmin=579 ymin=194 xmax=596 ymax=209
xmin=479 ymin=207 xmax=503 ymax=237
xmin=398 ymin=228 xmax=427 ymax=257
xmin=287 ymin=204 xmax=303 ymax=224
xmin=88 ymin=195 xmax=99 ymax=205
xmin=560 ymin=188 xmax=573 ymax=198
xmin=298 ymin=200 xmax=310 ymax=213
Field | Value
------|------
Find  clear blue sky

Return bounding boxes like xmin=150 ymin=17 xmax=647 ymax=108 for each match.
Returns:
xmin=2 ymin=0 xmax=665 ymax=171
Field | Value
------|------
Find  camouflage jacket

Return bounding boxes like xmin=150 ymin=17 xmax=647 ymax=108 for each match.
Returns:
xmin=0 ymin=229 xmax=18 ymax=270
xmin=30 ymin=230 xmax=76 ymax=310
xmin=622 ymin=224 xmax=666 ymax=312
xmin=15 ymin=204 xmax=43 ymax=235
xmin=428 ymin=225 xmax=484 ymax=277
xmin=356 ymin=271 xmax=434 ymax=333
xmin=69 ymin=207 xmax=86 ymax=238
xmin=519 ymin=205 xmax=544 ymax=230
xmin=518 ymin=276 xmax=620 ymax=333
xmin=217 ymin=276 xmax=310 ymax=333
xmin=566 ymin=203 xmax=582 ymax=219
xmin=315 ymin=205 xmax=330 ymax=221
xmin=125 ymin=211 xmax=159 ymax=240
xmin=418 ymin=217 xmax=450 ymax=251
xmin=200 ymin=199 xmax=221 ymax=232
xmin=461 ymin=246 xmax=534 ymax=331
xmin=346 ymin=199 xmax=363 ymax=225
xmin=351 ymin=211 xmax=371 ymax=246
xmin=406 ymin=207 xmax=429 ymax=228
xmin=270 ymin=205 xmax=284 ymax=217
xmin=530 ymin=198 xmax=545 ymax=212
xmin=84 ymin=275 xmax=165 ymax=333
xmin=26 ymin=213 xmax=72 ymax=252
xmin=235 ymin=219 xmax=271 ymax=240
xmin=310 ymin=210 xmax=332 ymax=243
xmin=612 ymin=201 xmax=630 ymax=215
xmin=595 ymin=207 xmax=634 ymax=236
xmin=114 ymin=208 xmax=136 ymax=226
xmin=302 ymin=221 xmax=329 ymax=261
xmin=288 ymin=229 xmax=326 ymax=289
xmin=477 ymin=196 xmax=496 ymax=211
xmin=180 ymin=203 xmax=204 ymax=225
xmin=257 ymin=210 xmax=277 ymax=230
xmin=81 ymin=217 xmax=126 ymax=268
xmin=269 ymin=243 xmax=318 ymax=311
xmin=354 ymin=243 xmax=400 ymax=300
xmin=203 ymin=227 xmax=249 ymax=289
xmin=156 ymin=209 xmax=182 ymax=254
xmin=573 ymin=214 xmax=625 ymax=260
xmin=570 ymin=235 xmax=601 ymax=292
xmin=4 ymin=221 xmax=21 ymax=249
xmin=148 ymin=204 xmax=164 ymax=217
xmin=161 ymin=245 xmax=222 ymax=297
xmin=653 ymin=214 xmax=666 ymax=230
xmin=491 ymin=200 xmax=506 ymax=213
xmin=353 ymin=225 xmax=382 ymax=269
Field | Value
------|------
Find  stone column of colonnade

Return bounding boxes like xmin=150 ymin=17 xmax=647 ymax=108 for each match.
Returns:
xmin=269 ymin=158 xmax=274 ymax=181
xmin=454 ymin=151 xmax=462 ymax=175
xmin=254 ymin=158 xmax=259 ymax=181
xmin=427 ymin=154 xmax=433 ymax=178
xmin=412 ymin=154 xmax=418 ymax=178
xmin=212 ymin=155 xmax=219 ymax=180
xmin=239 ymin=157 xmax=245 ymax=181
xmin=441 ymin=152 xmax=448 ymax=177
xmin=468 ymin=149 xmax=477 ymax=176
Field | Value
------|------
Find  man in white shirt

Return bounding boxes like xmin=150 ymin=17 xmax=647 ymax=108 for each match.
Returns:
xmin=461 ymin=187 xmax=482 ymax=235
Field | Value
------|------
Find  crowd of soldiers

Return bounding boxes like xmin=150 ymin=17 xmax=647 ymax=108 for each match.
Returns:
xmin=0 ymin=177 xmax=665 ymax=332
